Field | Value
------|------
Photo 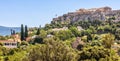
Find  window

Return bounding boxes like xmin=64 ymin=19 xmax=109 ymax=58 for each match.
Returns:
xmin=4 ymin=43 xmax=9 ymax=45
xmin=12 ymin=43 xmax=16 ymax=46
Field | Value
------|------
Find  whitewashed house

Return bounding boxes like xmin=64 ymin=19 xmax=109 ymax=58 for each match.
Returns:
xmin=0 ymin=40 xmax=17 ymax=48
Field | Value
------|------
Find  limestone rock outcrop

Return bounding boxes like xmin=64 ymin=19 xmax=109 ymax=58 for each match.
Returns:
xmin=52 ymin=7 xmax=120 ymax=23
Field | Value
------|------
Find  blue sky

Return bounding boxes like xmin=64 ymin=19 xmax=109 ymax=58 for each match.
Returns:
xmin=0 ymin=0 xmax=120 ymax=27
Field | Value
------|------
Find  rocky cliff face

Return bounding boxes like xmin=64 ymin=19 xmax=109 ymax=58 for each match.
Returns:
xmin=52 ymin=7 xmax=120 ymax=23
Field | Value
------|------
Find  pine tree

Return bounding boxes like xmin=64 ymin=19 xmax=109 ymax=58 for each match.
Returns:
xmin=21 ymin=24 xmax=24 ymax=41
xmin=25 ymin=25 xmax=28 ymax=38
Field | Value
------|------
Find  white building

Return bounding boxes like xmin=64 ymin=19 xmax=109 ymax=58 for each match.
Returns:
xmin=0 ymin=40 xmax=18 ymax=48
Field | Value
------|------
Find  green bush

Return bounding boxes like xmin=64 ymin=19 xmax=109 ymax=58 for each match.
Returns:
xmin=26 ymin=38 xmax=78 ymax=61
xmin=55 ymin=30 xmax=74 ymax=41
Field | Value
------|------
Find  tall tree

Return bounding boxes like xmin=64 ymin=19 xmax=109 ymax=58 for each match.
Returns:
xmin=21 ymin=24 xmax=24 ymax=41
xmin=36 ymin=25 xmax=41 ymax=35
xmin=36 ymin=28 xmax=40 ymax=35
xmin=11 ymin=29 xmax=13 ymax=35
xmin=13 ymin=30 xmax=16 ymax=35
xmin=11 ymin=29 xmax=15 ymax=35
xmin=25 ymin=25 xmax=28 ymax=38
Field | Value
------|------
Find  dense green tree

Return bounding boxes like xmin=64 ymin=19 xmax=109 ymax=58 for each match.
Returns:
xmin=36 ymin=28 xmax=40 ymax=35
xmin=36 ymin=25 xmax=41 ymax=35
xmin=103 ymin=25 xmax=112 ymax=33
xmin=7 ymin=51 xmax=27 ymax=61
xmin=21 ymin=24 xmax=24 ymax=41
xmin=11 ymin=29 xmax=16 ymax=35
xmin=11 ymin=29 xmax=13 ymax=35
xmin=89 ymin=26 xmax=96 ymax=34
xmin=39 ymin=29 xmax=47 ymax=38
xmin=31 ymin=35 xmax=43 ymax=44
xmin=69 ymin=26 xmax=80 ymax=37
xmin=78 ymin=46 xmax=119 ymax=61
xmin=115 ymin=29 xmax=120 ymax=40
xmin=21 ymin=41 xmax=29 ymax=46
xmin=44 ymin=24 xmax=52 ymax=30
xmin=101 ymin=33 xmax=115 ymax=48
xmin=55 ymin=30 xmax=74 ymax=41
xmin=25 ymin=25 xmax=28 ymax=39
xmin=97 ymin=26 xmax=104 ymax=34
xmin=26 ymin=38 xmax=78 ymax=61
xmin=90 ymin=41 xmax=102 ymax=46
xmin=13 ymin=30 xmax=16 ymax=35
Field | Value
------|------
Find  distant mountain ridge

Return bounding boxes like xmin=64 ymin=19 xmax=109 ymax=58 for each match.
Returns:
xmin=52 ymin=6 xmax=120 ymax=23
xmin=0 ymin=26 xmax=20 ymax=36
xmin=0 ymin=26 xmax=8 ymax=29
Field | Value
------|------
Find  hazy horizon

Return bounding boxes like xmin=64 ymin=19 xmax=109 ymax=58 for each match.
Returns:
xmin=0 ymin=0 xmax=120 ymax=27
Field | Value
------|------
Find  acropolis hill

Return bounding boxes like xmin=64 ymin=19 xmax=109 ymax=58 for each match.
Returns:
xmin=52 ymin=7 xmax=120 ymax=23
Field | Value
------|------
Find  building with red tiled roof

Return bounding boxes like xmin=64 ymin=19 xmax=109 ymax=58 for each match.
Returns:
xmin=0 ymin=40 xmax=17 ymax=48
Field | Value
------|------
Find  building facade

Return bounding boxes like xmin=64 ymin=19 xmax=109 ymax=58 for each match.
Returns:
xmin=0 ymin=40 xmax=17 ymax=48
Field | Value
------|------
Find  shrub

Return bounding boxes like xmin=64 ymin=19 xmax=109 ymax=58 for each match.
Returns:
xmin=26 ymin=38 xmax=78 ymax=61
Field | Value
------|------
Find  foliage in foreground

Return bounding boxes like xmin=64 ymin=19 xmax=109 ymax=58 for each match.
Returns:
xmin=25 ymin=38 xmax=78 ymax=61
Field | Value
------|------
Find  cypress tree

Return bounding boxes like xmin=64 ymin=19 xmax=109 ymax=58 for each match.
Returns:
xmin=36 ymin=28 xmax=40 ymax=35
xmin=11 ymin=29 xmax=13 ymax=35
xmin=36 ymin=25 xmax=41 ymax=35
xmin=11 ymin=29 xmax=15 ymax=35
xmin=25 ymin=25 xmax=28 ymax=38
xmin=21 ymin=24 xmax=24 ymax=41
xmin=13 ymin=30 xmax=16 ymax=35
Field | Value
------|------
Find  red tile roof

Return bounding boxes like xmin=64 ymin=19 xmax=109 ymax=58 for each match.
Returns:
xmin=0 ymin=40 xmax=17 ymax=43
